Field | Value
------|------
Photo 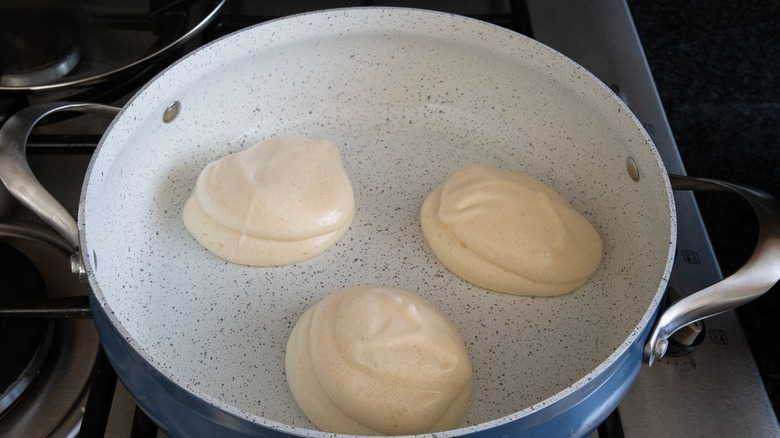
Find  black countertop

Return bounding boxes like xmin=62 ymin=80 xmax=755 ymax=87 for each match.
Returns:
xmin=627 ymin=0 xmax=780 ymax=418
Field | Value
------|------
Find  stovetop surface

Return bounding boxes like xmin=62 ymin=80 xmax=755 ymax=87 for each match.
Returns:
xmin=627 ymin=0 xmax=780 ymax=421
xmin=1 ymin=1 xmax=779 ymax=437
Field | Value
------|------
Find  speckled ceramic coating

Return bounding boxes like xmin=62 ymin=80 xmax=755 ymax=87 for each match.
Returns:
xmin=79 ymin=7 xmax=675 ymax=437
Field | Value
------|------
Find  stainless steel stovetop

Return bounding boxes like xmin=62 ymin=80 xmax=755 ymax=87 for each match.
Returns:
xmin=1 ymin=1 xmax=778 ymax=437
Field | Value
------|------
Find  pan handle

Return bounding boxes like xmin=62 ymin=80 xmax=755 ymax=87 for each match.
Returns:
xmin=0 ymin=102 xmax=121 ymax=278
xmin=644 ymin=174 xmax=780 ymax=365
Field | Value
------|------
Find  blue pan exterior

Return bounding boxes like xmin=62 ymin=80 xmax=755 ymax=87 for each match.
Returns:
xmin=91 ymin=293 xmax=658 ymax=438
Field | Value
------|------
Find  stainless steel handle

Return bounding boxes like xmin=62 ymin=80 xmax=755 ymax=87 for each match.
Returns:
xmin=644 ymin=174 xmax=780 ymax=365
xmin=0 ymin=102 xmax=120 ymax=277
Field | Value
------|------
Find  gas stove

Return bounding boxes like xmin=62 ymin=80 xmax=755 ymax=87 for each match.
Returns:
xmin=1 ymin=1 xmax=778 ymax=437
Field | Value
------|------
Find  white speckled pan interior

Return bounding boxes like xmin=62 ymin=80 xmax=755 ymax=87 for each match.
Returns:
xmin=80 ymin=7 xmax=675 ymax=435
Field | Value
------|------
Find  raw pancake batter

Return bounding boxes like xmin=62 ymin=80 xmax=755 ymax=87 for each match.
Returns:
xmin=285 ymin=286 xmax=473 ymax=435
xmin=183 ymin=135 xmax=354 ymax=266
xmin=421 ymin=164 xmax=602 ymax=296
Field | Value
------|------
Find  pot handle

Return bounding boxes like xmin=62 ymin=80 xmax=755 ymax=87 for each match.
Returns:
xmin=0 ymin=102 xmax=121 ymax=278
xmin=644 ymin=174 xmax=780 ymax=365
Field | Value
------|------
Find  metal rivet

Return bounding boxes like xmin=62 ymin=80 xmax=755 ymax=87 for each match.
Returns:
xmin=163 ymin=101 xmax=181 ymax=123
xmin=626 ymin=156 xmax=640 ymax=182
xmin=70 ymin=253 xmax=87 ymax=281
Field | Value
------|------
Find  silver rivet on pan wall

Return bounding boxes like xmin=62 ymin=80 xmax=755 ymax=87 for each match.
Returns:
xmin=626 ymin=156 xmax=640 ymax=182
xmin=163 ymin=101 xmax=181 ymax=123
